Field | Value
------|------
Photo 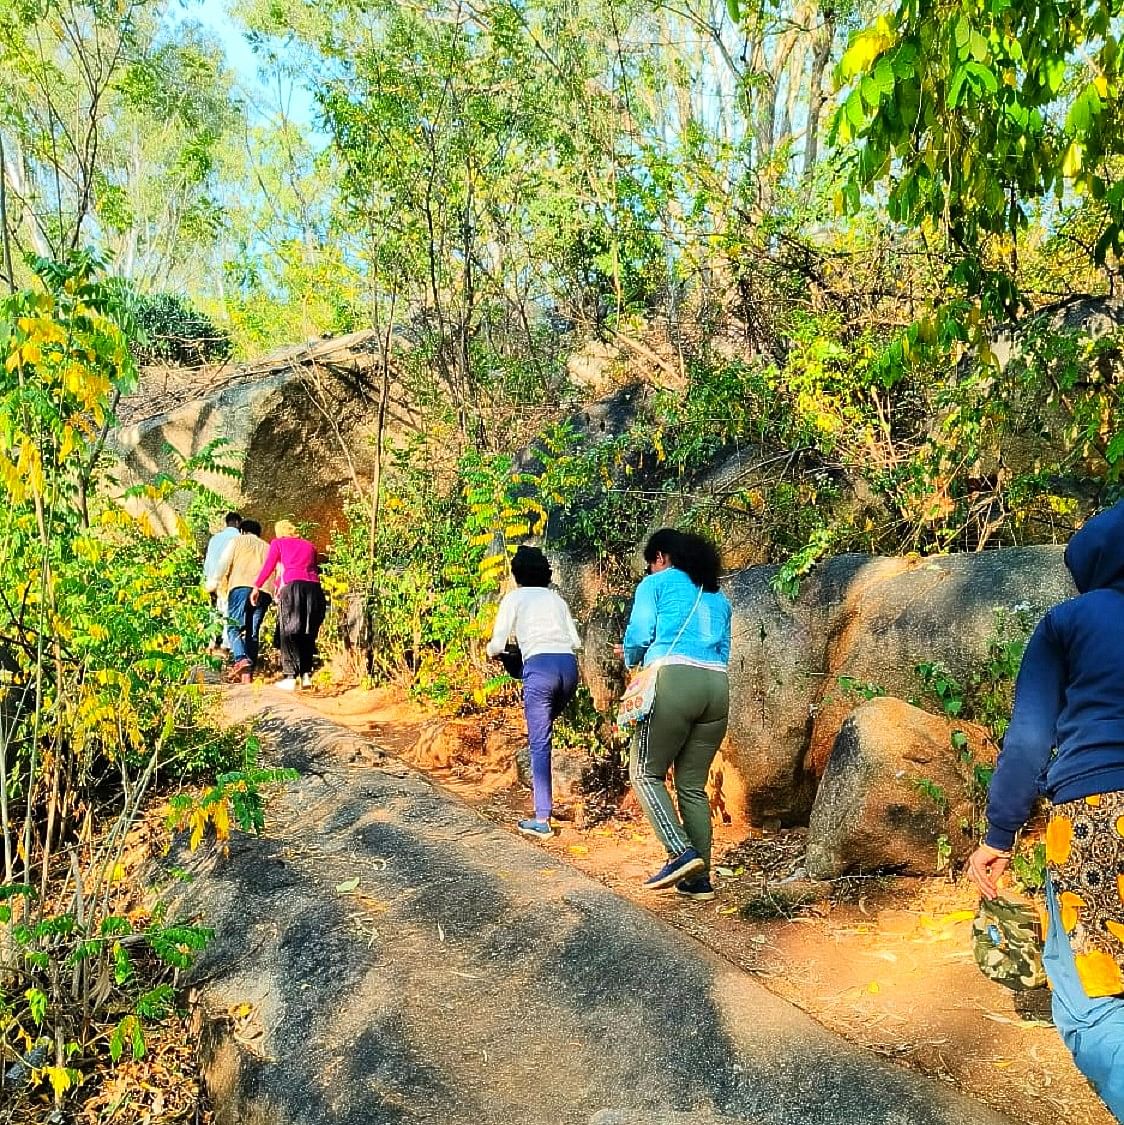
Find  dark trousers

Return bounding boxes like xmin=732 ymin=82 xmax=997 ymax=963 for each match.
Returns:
xmin=522 ymin=652 xmax=579 ymax=820
xmin=278 ymin=581 xmax=326 ymax=676
xmin=226 ymin=586 xmax=272 ymax=666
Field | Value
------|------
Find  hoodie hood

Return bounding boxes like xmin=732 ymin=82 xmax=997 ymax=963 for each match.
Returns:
xmin=1064 ymin=500 xmax=1124 ymax=592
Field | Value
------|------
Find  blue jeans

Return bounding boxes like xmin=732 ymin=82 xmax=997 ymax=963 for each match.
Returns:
xmin=521 ymin=653 xmax=579 ymax=820
xmin=1045 ymin=877 xmax=1124 ymax=1120
xmin=226 ymin=586 xmax=272 ymax=666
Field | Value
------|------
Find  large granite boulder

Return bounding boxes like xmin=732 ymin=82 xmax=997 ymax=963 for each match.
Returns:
xmin=720 ymin=547 xmax=1071 ymax=825
xmin=110 ymin=332 xmax=423 ymax=543
xmin=806 ymin=698 xmax=996 ymax=877
xmin=805 ymin=546 xmax=1073 ymax=776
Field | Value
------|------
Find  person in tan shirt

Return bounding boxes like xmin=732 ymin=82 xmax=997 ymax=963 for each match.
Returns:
xmin=210 ymin=519 xmax=275 ymax=681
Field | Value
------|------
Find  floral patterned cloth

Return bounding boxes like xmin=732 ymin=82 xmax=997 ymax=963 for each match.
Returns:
xmin=1046 ymin=790 xmax=1124 ymax=997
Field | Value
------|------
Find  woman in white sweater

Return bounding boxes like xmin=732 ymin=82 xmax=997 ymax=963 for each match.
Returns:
xmin=486 ymin=546 xmax=581 ymax=839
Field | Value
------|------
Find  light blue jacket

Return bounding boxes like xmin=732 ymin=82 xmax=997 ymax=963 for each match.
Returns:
xmin=623 ymin=567 xmax=732 ymax=670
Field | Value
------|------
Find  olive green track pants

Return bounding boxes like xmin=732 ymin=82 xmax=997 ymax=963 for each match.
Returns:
xmin=629 ymin=663 xmax=729 ymax=871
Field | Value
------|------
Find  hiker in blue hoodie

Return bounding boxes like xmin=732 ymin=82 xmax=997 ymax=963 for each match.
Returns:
xmin=619 ymin=529 xmax=732 ymax=900
xmin=968 ymin=500 xmax=1124 ymax=1121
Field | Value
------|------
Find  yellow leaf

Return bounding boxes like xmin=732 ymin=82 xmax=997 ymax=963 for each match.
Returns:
xmin=1095 ymin=74 xmax=1109 ymax=98
xmin=840 ymin=28 xmax=892 ymax=79
xmin=189 ymin=808 xmax=206 ymax=852
xmin=867 ymin=981 xmax=880 ymax=994
xmin=43 ymin=1066 xmax=75 ymax=1097
xmin=937 ymin=909 xmax=976 ymax=925
xmin=211 ymin=801 xmax=231 ymax=842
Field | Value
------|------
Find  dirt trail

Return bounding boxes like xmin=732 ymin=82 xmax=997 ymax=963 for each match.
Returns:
xmin=183 ymin=690 xmax=1020 ymax=1125
xmin=298 ymin=685 xmax=1113 ymax=1125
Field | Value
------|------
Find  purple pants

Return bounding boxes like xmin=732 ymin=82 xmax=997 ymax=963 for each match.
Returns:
xmin=521 ymin=653 xmax=579 ymax=820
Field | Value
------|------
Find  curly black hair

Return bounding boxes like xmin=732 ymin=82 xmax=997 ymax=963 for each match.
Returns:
xmin=510 ymin=544 xmax=552 ymax=587
xmin=643 ymin=528 xmax=722 ymax=592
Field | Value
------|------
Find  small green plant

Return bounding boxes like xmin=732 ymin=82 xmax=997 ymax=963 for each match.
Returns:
xmin=1 ymin=885 xmax=214 ymax=1096
xmin=1011 ymin=841 xmax=1047 ymax=893
xmin=936 ymin=833 xmax=953 ymax=872
xmin=836 ymin=675 xmax=887 ymax=702
xmin=915 ymin=661 xmax=965 ymax=717
xmin=912 ymin=776 xmax=950 ymax=814
xmin=772 ymin=524 xmax=837 ymax=598
xmin=970 ymin=763 xmax=995 ymax=803
xmin=969 ymin=606 xmax=1036 ymax=741
xmin=553 ymin=686 xmax=609 ymax=756
xmin=167 ymin=760 xmax=299 ymax=845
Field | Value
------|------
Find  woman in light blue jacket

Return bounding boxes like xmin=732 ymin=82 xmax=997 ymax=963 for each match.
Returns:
xmin=620 ymin=529 xmax=732 ymax=899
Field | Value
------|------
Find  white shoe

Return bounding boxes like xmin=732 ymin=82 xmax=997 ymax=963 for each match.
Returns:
xmin=301 ymin=674 xmax=312 ymax=689
xmin=275 ymin=677 xmax=296 ymax=691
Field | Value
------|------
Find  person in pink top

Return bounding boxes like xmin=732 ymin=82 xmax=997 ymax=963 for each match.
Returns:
xmin=250 ymin=520 xmax=326 ymax=691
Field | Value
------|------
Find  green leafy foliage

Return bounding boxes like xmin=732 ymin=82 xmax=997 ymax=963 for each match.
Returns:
xmin=835 ymin=0 xmax=1124 ymax=316
xmin=133 ymin=292 xmax=232 ymax=367
xmin=1012 ymin=840 xmax=1048 ymax=894
xmin=916 ymin=662 xmax=965 ymax=718
xmin=0 ymin=254 xmax=291 ymax=1110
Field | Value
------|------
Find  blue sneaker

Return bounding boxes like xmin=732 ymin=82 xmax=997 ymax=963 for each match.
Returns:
xmin=643 ymin=848 xmax=704 ymax=890
xmin=676 ymin=875 xmax=715 ymax=901
xmin=518 ymin=818 xmax=553 ymax=840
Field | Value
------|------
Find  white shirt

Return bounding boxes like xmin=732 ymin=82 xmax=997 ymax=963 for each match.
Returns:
xmin=486 ymin=586 xmax=582 ymax=661
xmin=203 ymin=526 xmax=239 ymax=581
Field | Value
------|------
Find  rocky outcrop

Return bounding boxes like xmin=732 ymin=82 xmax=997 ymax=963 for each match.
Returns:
xmin=186 ymin=694 xmax=1014 ymax=1125
xmin=806 ymin=698 xmax=996 ymax=878
xmin=110 ymin=332 xmax=422 ymax=543
xmin=738 ymin=546 xmax=1070 ymax=823
xmin=805 ymin=546 xmax=1074 ymax=776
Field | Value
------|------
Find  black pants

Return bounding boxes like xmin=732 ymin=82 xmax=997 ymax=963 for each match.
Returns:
xmin=278 ymin=581 xmax=326 ymax=676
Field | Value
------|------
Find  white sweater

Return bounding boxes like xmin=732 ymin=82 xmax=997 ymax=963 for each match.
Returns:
xmin=486 ymin=586 xmax=582 ymax=661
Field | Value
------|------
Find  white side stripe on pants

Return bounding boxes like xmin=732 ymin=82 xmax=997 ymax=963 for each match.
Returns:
xmin=633 ymin=716 xmax=689 ymax=853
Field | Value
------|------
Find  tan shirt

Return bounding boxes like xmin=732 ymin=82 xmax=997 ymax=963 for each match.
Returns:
xmin=215 ymin=534 xmax=275 ymax=597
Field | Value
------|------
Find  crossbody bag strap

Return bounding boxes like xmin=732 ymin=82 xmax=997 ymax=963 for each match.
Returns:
xmin=664 ymin=586 xmax=703 ymax=659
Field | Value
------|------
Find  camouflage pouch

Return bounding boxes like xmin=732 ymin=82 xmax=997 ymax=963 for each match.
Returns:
xmin=972 ymin=897 xmax=1047 ymax=991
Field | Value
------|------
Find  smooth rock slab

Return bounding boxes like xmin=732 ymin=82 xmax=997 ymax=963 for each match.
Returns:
xmin=181 ymin=697 xmax=1014 ymax=1125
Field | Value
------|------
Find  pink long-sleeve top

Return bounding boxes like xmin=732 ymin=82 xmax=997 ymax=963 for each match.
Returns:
xmin=254 ymin=536 xmax=320 ymax=589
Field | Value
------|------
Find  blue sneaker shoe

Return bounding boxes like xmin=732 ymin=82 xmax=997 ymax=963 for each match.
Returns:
xmin=518 ymin=818 xmax=553 ymax=840
xmin=676 ymin=875 xmax=715 ymax=901
xmin=643 ymin=848 xmax=704 ymax=890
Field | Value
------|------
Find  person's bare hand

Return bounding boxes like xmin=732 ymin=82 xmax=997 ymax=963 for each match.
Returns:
xmin=250 ymin=589 xmax=260 ymax=607
xmin=966 ymin=843 xmax=1011 ymax=899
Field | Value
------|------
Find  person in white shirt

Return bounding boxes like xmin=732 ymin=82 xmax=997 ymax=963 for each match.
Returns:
xmin=202 ymin=512 xmax=241 ymax=648
xmin=486 ymin=545 xmax=581 ymax=839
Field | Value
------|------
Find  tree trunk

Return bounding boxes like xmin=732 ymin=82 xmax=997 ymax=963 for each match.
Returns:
xmin=803 ymin=11 xmax=836 ymax=179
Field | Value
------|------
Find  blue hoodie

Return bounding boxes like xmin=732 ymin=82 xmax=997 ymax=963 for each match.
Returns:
xmin=986 ymin=500 xmax=1124 ymax=850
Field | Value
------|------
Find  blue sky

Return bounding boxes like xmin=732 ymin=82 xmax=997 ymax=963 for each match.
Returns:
xmin=184 ymin=0 xmax=316 ymax=124
xmin=190 ymin=0 xmax=258 ymax=79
